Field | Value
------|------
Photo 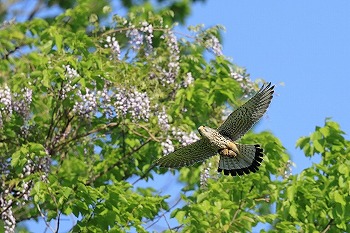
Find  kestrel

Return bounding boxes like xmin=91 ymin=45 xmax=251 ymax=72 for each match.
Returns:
xmin=156 ymin=82 xmax=275 ymax=176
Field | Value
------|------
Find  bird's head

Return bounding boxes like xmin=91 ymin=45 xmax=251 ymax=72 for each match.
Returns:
xmin=198 ymin=126 xmax=216 ymax=139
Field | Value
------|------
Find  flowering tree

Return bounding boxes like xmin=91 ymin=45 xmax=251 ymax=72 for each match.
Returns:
xmin=1 ymin=1 xmax=349 ymax=232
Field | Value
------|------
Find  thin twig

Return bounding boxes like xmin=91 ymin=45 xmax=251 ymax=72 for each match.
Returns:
xmin=55 ymin=212 xmax=60 ymax=233
xmin=36 ymin=203 xmax=56 ymax=233
xmin=163 ymin=213 xmax=172 ymax=230
xmin=46 ymin=98 xmax=60 ymax=142
xmin=1 ymin=46 xmax=20 ymax=60
xmin=170 ymin=224 xmax=184 ymax=232
xmin=146 ymin=197 xmax=182 ymax=230
xmin=321 ymin=219 xmax=334 ymax=233
xmin=55 ymin=122 xmax=120 ymax=151
xmin=135 ymin=124 xmax=161 ymax=142
xmin=28 ymin=0 xmax=44 ymax=20
xmin=231 ymin=191 xmax=245 ymax=223
xmin=131 ymin=163 xmax=157 ymax=185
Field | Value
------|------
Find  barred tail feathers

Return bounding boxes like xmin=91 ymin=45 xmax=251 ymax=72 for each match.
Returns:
xmin=217 ymin=144 xmax=264 ymax=176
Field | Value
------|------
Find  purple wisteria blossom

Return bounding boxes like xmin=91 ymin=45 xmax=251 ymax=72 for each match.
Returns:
xmin=12 ymin=87 xmax=32 ymax=118
xmin=60 ymin=65 xmax=79 ymax=99
xmin=159 ymin=31 xmax=180 ymax=86
xmin=114 ymin=87 xmax=151 ymax=122
xmin=161 ymin=137 xmax=175 ymax=155
xmin=0 ymin=85 xmax=33 ymax=127
xmin=104 ymin=36 xmax=121 ymax=59
xmin=200 ymin=162 xmax=212 ymax=188
xmin=171 ymin=127 xmax=200 ymax=147
xmin=205 ymin=35 xmax=223 ymax=56
xmin=72 ymin=88 xmax=98 ymax=119
xmin=183 ymin=72 xmax=194 ymax=87
xmin=229 ymin=67 xmax=255 ymax=97
xmin=156 ymin=108 xmax=170 ymax=131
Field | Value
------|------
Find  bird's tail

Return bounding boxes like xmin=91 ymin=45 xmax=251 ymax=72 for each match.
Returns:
xmin=217 ymin=144 xmax=264 ymax=176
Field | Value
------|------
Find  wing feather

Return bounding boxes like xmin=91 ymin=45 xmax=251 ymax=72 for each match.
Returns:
xmin=156 ymin=139 xmax=217 ymax=168
xmin=218 ymin=82 xmax=274 ymax=141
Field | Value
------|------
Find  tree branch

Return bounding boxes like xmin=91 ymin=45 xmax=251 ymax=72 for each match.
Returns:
xmin=146 ymin=196 xmax=182 ymax=230
xmin=134 ymin=124 xmax=161 ymax=142
xmin=28 ymin=0 xmax=44 ymax=21
xmin=1 ymin=46 xmax=20 ymax=60
xmin=131 ymin=163 xmax=157 ymax=185
xmin=35 ymin=203 xmax=56 ymax=233
xmin=169 ymin=224 xmax=184 ymax=232
xmin=86 ymin=137 xmax=152 ymax=185
xmin=55 ymin=121 xmax=120 ymax=151
xmin=231 ymin=191 xmax=246 ymax=224
xmin=321 ymin=219 xmax=334 ymax=233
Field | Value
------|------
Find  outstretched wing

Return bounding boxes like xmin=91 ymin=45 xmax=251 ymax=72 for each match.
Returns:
xmin=156 ymin=139 xmax=217 ymax=168
xmin=218 ymin=82 xmax=274 ymax=141
xmin=217 ymin=144 xmax=264 ymax=176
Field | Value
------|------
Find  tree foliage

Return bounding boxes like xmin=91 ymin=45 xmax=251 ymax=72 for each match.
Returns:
xmin=1 ymin=1 xmax=349 ymax=232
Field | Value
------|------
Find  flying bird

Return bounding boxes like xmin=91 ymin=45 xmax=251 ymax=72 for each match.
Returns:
xmin=156 ymin=82 xmax=275 ymax=176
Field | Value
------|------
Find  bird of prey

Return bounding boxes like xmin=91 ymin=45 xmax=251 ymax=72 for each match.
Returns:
xmin=155 ymin=82 xmax=275 ymax=176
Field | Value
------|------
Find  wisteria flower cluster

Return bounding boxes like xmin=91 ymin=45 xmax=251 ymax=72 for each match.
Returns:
xmin=159 ymin=126 xmax=200 ymax=156
xmin=1 ymin=151 xmax=50 ymax=233
xmin=12 ymin=87 xmax=32 ymax=118
xmin=0 ymin=85 xmax=12 ymax=116
xmin=171 ymin=127 xmax=200 ymax=147
xmin=200 ymin=161 xmax=212 ymax=188
xmin=161 ymin=136 xmax=175 ymax=155
xmin=104 ymin=35 xmax=121 ymax=59
xmin=60 ymin=62 xmax=153 ymax=122
xmin=114 ymin=87 xmax=151 ymax=122
xmin=0 ymin=193 xmax=15 ymax=233
xmin=183 ymin=72 xmax=194 ymax=87
xmin=158 ymin=30 xmax=180 ymax=86
xmin=72 ymin=88 xmax=98 ymax=119
xmin=0 ymin=18 xmax=16 ymax=29
xmin=229 ymin=68 xmax=255 ymax=97
xmin=0 ymin=85 xmax=33 ymax=128
xmin=126 ymin=21 xmax=154 ymax=55
xmin=205 ymin=35 xmax=223 ymax=56
xmin=283 ymin=160 xmax=294 ymax=179
xmin=60 ymin=65 xmax=79 ymax=99
xmin=156 ymin=107 xmax=170 ymax=131
xmin=97 ymin=82 xmax=114 ymax=119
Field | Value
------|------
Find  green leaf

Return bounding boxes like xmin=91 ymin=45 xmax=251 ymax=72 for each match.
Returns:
xmin=313 ymin=139 xmax=324 ymax=153
xmin=41 ymin=40 xmax=53 ymax=53
xmin=196 ymin=192 xmax=209 ymax=203
xmin=338 ymin=164 xmax=349 ymax=175
xmin=296 ymin=136 xmax=309 ymax=149
xmin=286 ymin=186 xmax=295 ymax=200
xmin=311 ymin=130 xmax=323 ymax=141
xmin=319 ymin=126 xmax=330 ymax=137
xmin=62 ymin=187 xmax=73 ymax=198
xmin=333 ymin=191 xmax=346 ymax=205
xmin=172 ymin=210 xmax=186 ymax=222
xmin=289 ymin=204 xmax=298 ymax=219
xmin=55 ymin=33 xmax=63 ymax=52
xmin=338 ymin=176 xmax=345 ymax=188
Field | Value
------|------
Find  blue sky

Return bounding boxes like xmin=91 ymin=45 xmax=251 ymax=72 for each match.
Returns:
xmin=18 ymin=0 xmax=350 ymax=232
xmin=188 ymin=0 xmax=350 ymax=173
xmin=147 ymin=1 xmax=350 ymax=231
